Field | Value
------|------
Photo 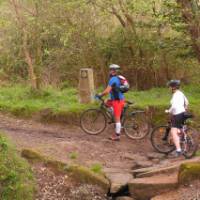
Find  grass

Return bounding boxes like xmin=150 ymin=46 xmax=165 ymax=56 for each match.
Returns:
xmin=126 ymin=85 xmax=200 ymax=112
xmin=69 ymin=152 xmax=78 ymax=160
xmin=0 ymin=84 xmax=200 ymax=122
xmin=195 ymin=150 xmax=200 ymax=157
xmin=0 ymin=134 xmax=35 ymax=200
xmin=90 ymin=163 xmax=103 ymax=174
xmin=0 ymin=85 xmax=91 ymax=118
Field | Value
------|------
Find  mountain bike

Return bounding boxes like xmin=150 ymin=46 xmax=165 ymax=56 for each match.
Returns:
xmin=80 ymin=97 xmax=150 ymax=140
xmin=150 ymin=113 xmax=198 ymax=158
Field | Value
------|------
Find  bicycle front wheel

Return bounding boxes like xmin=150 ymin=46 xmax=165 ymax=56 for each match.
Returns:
xmin=124 ymin=111 xmax=150 ymax=140
xmin=80 ymin=109 xmax=107 ymax=135
xmin=182 ymin=128 xmax=199 ymax=159
xmin=151 ymin=125 xmax=175 ymax=154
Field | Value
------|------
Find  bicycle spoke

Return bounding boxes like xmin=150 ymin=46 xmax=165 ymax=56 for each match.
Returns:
xmin=124 ymin=113 xmax=150 ymax=140
xmin=151 ymin=125 xmax=175 ymax=154
xmin=182 ymin=128 xmax=198 ymax=159
xmin=80 ymin=109 xmax=107 ymax=135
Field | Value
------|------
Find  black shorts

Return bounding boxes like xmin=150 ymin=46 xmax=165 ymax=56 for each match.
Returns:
xmin=171 ymin=112 xmax=185 ymax=128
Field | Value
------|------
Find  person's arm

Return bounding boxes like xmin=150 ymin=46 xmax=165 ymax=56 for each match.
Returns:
xmin=99 ymin=77 xmax=114 ymax=97
xmin=100 ymin=85 xmax=112 ymax=97
xmin=168 ymin=94 xmax=177 ymax=114
xmin=184 ymin=95 xmax=189 ymax=110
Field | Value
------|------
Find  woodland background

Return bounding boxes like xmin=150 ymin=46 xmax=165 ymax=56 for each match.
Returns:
xmin=0 ymin=0 xmax=200 ymax=90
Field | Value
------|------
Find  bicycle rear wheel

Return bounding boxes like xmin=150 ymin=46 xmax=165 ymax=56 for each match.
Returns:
xmin=124 ymin=111 xmax=150 ymax=140
xmin=151 ymin=125 xmax=175 ymax=154
xmin=80 ymin=109 xmax=107 ymax=135
xmin=182 ymin=128 xmax=198 ymax=159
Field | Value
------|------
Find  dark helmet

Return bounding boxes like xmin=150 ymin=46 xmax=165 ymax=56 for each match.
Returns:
xmin=109 ymin=64 xmax=120 ymax=70
xmin=167 ymin=80 xmax=181 ymax=88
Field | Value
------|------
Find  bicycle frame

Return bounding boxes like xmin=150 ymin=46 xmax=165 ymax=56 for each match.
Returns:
xmin=97 ymin=97 xmax=130 ymax=125
xmin=162 ymin=119 xmax=190 ymax=143
xmin=80 ymin=97 xmax=150 ymax=139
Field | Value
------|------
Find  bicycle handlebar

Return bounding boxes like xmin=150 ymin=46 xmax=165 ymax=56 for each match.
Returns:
xmin=94 ymin=95 xmax=104 ymax=103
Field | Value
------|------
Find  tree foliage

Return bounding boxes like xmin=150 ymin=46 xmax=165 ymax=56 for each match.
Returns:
xmin=0 ymin=0 xmax=199 ymax=89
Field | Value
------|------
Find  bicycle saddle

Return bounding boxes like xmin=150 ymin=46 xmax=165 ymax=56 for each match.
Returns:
xmin=184 ymin=112 xmax=193 ymax=120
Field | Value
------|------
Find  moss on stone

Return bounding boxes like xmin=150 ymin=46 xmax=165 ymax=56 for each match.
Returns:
xmin=45 ymin=159 xmax=69 ymax=172
xmin=67 ymin=165 xmax=109 ymax=191
xmin=178 ymin=162 xmax=200 ymax=184
xmin=21 ymin=149 xmax=45 ymax=162
xmin=21 ymin=148 xmax=109 ymax=193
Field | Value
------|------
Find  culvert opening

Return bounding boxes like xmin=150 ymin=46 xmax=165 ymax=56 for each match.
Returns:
xmin=107 ymin=185 xmax=130 ymax=200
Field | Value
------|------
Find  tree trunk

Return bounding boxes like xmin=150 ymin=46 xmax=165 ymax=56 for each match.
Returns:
xmin=10 ymin=0 xmax=37 ymax=89
xmin=177 ymin=0 xmax=200 ymax=62
xmin=23 ymin=32 xmax=37 ymax=89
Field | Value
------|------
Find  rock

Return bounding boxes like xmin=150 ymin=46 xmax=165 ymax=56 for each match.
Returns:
xmin=152 ymin=159 xmax=160 ymax=164
xmin=103 ymin=168 xmax=132 ymax=173
xmin=129 ymin=153 xmax=154 ymax=169
xmin=178 ymin=162 xmax=200 ymax=184
xmin=133 ymin=156 xmax=200 ymax=178
xmin=116 ymin=196 xmax=134 ymax=200
xmin=132 ymin=154 xmax=148 ymax=162
xmin=22 ymin=149 xmax=110 ymax=193
xmin=128 ymin=174 xmax=178 ymax=200
xmin=109 ymin=161 xmax=131 ymax=168
xmin=67 ymin=165 xmax=110 ymax=193
xmin=105 ymin=171 xmax=133 ymax=194
xmin=131 ymin=161 xmax=139 ymax=170
xmin=147 ymin=152 xmax=166 ymax=160
xmin=134 ymin=160 xmax=153 ymax=168
xmin=124 ymin=153 xmax=135 ymax=161
xmin=21 ymin=148 xmax=45 ymax=162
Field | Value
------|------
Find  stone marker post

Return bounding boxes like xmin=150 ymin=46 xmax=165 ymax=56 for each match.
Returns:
xmin=79 ymin=68 xmax=95 ymax=103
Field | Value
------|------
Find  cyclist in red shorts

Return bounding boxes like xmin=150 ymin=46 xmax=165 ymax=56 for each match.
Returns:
xmin=96 ymin=64 xmax=125 ymax=141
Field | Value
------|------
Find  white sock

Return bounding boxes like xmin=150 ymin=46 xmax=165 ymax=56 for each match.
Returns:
xmin=176 ymin=148 xmax=182 ymax=152
xmin=115 ymin=122 xmax=121 ymax=135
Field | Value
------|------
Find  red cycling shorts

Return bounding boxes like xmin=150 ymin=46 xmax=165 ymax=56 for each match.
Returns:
xmin=112 ymin=100 xmax=125 ymax=119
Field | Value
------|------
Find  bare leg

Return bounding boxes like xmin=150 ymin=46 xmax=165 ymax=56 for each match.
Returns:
xmin=115 ymin=116 xmax=120 ymax=123
xmin=109 ymin=116 xmax=121 ymax=141
xmin=171 ymin=128 xmax=181 ymax=151
xmin=110 ymin=101 xmax=124 ymax=140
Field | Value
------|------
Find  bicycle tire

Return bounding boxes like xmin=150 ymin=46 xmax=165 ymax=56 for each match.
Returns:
xmin=124 ymin=111 xmax=150 ymax=140
xmin=80 ymin=109 xmax=107 ymax=135
xmin=150 ymin=125 xmax=175 ymax=154
xmin=182 ymin=128 xmax=199 ymax=159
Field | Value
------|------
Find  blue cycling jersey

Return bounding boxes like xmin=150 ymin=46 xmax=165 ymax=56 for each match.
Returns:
xmin=108 ymin=76 xmax=124 ymax=100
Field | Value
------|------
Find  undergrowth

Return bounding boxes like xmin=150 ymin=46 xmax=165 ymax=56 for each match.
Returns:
xmin=0 ymin=84 xmax=199 ymax=122
xmin=0 ymin=134 xmax=35 ymax=200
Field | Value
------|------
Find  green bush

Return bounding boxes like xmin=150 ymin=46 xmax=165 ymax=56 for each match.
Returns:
xmin=0 ymin=134 xmax=35 ymax=200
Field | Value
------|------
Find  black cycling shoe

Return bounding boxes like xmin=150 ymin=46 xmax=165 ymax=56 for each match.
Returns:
xmin=168 ymin=150 xmax=183 ymax=158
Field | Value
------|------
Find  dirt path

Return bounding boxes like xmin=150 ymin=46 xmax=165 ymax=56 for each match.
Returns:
xmin=0 ymin=113 xmax=154 ymax=170
xmin=1 ymin=113 xmax=200 ymax=200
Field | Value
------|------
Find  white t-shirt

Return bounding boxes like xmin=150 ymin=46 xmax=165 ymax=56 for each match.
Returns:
xmin=169 ymin=90 xmax=189 ymax=115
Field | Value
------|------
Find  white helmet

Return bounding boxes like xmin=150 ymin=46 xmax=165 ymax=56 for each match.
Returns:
xmin=109 ymin=64 xmax=120 ymax=70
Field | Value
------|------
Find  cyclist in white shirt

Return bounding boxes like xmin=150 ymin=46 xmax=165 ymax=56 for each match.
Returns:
xmin=166 ymin=80 xmax=189 ymax=156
